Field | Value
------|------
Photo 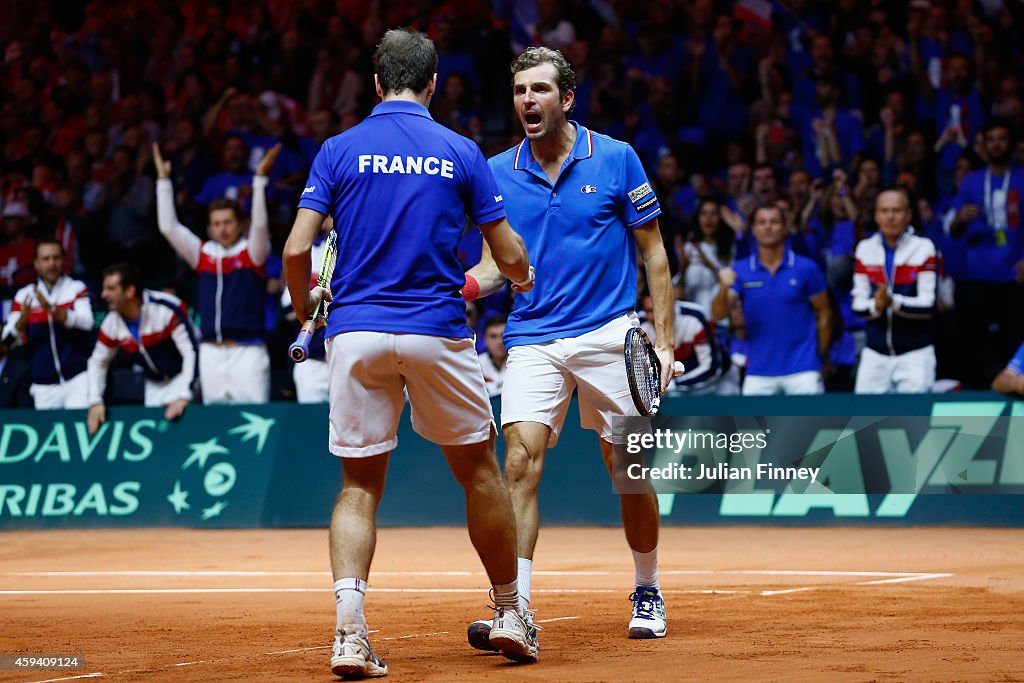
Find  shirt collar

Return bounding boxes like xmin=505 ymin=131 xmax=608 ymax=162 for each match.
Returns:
xmin=513 ymin=121 xmax=593 ymax=171
xmin=369 ymin=99 xmax=433 ymax=120
xmin=749 ymin=246 xmax=795 ymax=272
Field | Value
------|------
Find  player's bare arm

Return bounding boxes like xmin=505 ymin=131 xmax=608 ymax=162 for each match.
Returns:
xmin=712 ymin=267 xmax=738 ymax=322
xmin=810 ymin=290 xmax=833 ymax=364
xmin=284 ymin=208 xmax=332 ymax=324
xmin=633 ymin=218 xmax=674 ymax=390
xmin=467 ymin=217 xmax=533 ymax=298
xmin=991 ymin=369 xmax=1024 ymax=395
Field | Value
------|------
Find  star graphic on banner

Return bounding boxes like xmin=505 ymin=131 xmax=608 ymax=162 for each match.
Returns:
xmin=201 ymin=500 xmax=228 ymax=520
xmin=182 ymin=437 xmax=230 ymax=470
xmin=227 ymin=411 xmax=276 ymax=454
xmin=167 ymin=481 xmax=190 ymax=514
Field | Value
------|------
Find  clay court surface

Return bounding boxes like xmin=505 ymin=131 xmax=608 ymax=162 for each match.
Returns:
xmin=1 ymin=527 xmax=1022 ymax=682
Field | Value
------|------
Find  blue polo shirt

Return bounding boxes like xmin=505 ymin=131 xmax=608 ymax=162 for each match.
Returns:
xmin=490 ymin=123 xmax=661 ymax=348
xmin=298 ymin=100 xmax=505 ymax=339
xmin=731 ymin=249 xmax=827 ymax=377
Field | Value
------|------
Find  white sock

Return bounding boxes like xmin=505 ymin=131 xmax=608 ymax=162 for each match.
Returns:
xmin=492 ymin=579 xmax=519 ymax=613
xmin=632 ymin=546 xmax=659 ymax=590
xmin=334 ymin=578 xmax=367 ymax=636
xmin=517 ymin=557 xmax=533 ymax=612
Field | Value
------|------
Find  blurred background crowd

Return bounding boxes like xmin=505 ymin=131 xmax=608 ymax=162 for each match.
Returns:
xmin=2 ymin=0 xmax=1024 ymax=406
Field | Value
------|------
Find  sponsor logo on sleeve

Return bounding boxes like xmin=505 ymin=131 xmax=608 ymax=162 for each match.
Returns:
xmin=302 ymin=186 xmax=316 ymax=195
xmin=628 ymin=182 xmax=658 ymax=212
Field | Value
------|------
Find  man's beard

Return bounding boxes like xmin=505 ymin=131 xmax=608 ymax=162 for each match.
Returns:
xmin=989 ymin=149 xmax=1013 ymax=166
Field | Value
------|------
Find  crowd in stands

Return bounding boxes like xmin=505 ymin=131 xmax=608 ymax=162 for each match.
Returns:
xmin=3 ymin=0 xmax=1024 ymax=408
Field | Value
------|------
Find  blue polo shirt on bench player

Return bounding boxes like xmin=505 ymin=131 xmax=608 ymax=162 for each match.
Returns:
xmin=731 ymin=248 xmax=827 ymax=376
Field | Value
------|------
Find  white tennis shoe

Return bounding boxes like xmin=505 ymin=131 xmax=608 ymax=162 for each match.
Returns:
xmin=628 ymin=586 xmax=667 ymax=639
xmin=331 ymin=629 xmax=388 ymax=678
xmin=487 ymin=607 xmax=540 ymax=663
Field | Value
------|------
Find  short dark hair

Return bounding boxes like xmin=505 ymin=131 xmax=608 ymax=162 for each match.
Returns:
xmin=374 ymin=28 xmax=437 ymax=96
xmin=750 ymin=203 xmax=785 ymax=224
xmin=511 ymin=47 xmax=577 ymax=112
xmin=102 ymin=262 xmax=142 ymax=296
xmin=982 ymin=117 xmax=1015 ymax=142
xmin=34 ymin=238 xmax=64 ymax=258
xmin=484 ymin=315 xmax=507 ymax=332
xmin=208 ymin=198 xmax=244 ymax=221
xmin=752 ymin=162 xmax=777 ymax=180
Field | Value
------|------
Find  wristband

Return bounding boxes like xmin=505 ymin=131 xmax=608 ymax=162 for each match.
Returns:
xmin=462 ymin=273 xmax=480 ymax=301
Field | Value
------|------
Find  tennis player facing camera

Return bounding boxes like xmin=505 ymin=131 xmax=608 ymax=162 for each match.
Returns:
xmin=283 ymin=28 xmax=537 ymax=677
xmin=465 ymin=47 xmax=676 ymax=643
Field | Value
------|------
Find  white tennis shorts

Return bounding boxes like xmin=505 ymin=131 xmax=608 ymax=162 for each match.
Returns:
xmin=199 ymin=342 xmax=270 ymax=404
xmin=325 ymin=331 xmax=494 ymax=457
xmin=501 ymin=313 xmax=640 ymax=447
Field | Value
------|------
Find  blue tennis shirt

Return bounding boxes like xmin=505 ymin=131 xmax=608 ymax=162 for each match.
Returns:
xmin=298 ymin=100 xmax=505 ymax=339
xmin=730 ymin=248 xmax=827 ymax=376
xmin=490 ymin=123 xmax=661 ymax=348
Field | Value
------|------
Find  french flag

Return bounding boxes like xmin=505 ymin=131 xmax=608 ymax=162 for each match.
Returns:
xmin=734 ymin=0 xmax=772 ymax=29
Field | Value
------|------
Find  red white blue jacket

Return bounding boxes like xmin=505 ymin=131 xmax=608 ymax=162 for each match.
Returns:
xmin=851 ymin=228 xmax=937 ymax=355
xmin=157 ymin=176 xmax=268 ymax=343
xmin=640 ymin=300 xmax=729 ymax=390
xmin=2 ymin=276 xmax=94 ymax=385
xmin=86 ymin=290 xmax=198 ymax=404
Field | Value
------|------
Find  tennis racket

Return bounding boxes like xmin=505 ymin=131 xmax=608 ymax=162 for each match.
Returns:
xmin=289 ymin=230 xmax=337 ymax=363
xmin=624 ymin=326 xmax=684 ymax=416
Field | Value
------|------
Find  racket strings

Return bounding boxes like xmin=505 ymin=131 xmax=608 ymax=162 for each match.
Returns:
xmin=628 ymin=338 xmax=660 ymax=412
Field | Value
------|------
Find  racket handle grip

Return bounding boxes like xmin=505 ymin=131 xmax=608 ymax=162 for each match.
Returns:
xmin=289 ymin=322 xmax=315 ymax=363
xmin=673 ymin=361 xmax=685 ymax=377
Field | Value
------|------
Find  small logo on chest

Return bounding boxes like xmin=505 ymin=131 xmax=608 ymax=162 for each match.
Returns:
xmin=580 ymin=184 xmax=598 ymax=194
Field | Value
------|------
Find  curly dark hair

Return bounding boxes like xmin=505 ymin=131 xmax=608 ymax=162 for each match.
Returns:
xmin=510 ymin=47 xmax=577 ymax=112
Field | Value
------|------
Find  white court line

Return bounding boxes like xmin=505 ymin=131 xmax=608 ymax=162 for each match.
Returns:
xmin=536 ymin=616 xmax=579 ymax=623
xmin=263 ymin=645 xmax=330 ymax=655
xmin=27 ymin=674 xmax=103 ymax=683
xmin=760 ymin=587 xmax=816 ymax=596
xmin=856 ymin=573 xmax=954 ymax=585
xmin=389 ymin=631 xmax=449 ymax=640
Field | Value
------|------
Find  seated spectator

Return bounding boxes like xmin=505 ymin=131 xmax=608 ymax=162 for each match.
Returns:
xmin=852 ymin=189 xmax=938 ymax=394
xmin=86 ymin=263 xmax=197 ymax=434
xmin=792 ymin=73 xmax=864 ymax=179
xmin=913 ymin=52 xmax=983 ymax=193
xmin=155 ymin=143 xmax=276 ymax=405
xmin=681 ymin=198 xmax=735 ymax=316
xmin=478 ymin=315 xmax=507 ymax=399
xmin=1 ymin=240 xmax=94 ymax=408
xmin=639 ymin=288 xmax=739 ymax=396
xmin=712 ymin=205 xmax=831 ymax=395
xmin=991 ymin=340 xmax=1024 ymax=396
xmin=0 ymin=200 xmax=36 ymax=287
xmin=194 ymin=134 xmax=254 ymax=207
